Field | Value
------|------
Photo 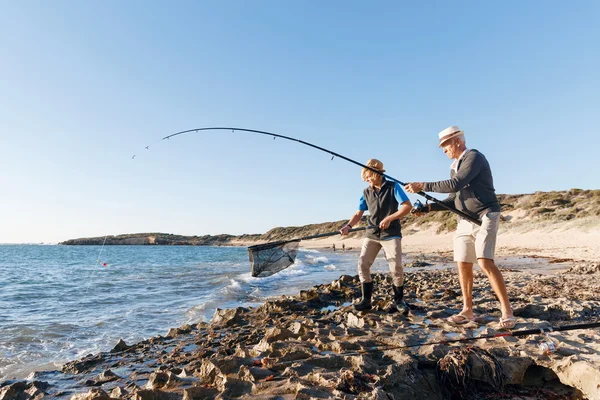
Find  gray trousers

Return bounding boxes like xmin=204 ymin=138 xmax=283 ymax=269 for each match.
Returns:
xmin=358 ymin=237 xmax=403 ymax=286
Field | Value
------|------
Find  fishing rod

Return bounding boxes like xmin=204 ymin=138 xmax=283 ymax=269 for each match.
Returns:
xmin=266 ymin=321 xmax=600 ymax=367
xmin=248 ymin=225 xmax=378 ymax=252
xmin=140 ymin=127 xmax=482 ymax=226
xmin=388 ymin=321 xmax=600 ymax=350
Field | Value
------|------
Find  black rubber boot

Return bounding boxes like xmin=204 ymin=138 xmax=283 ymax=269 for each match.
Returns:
xmin=391 ymin=285 xmax=410 ymax=316
xmin=354 ymin=282 xmax=374 ymax=312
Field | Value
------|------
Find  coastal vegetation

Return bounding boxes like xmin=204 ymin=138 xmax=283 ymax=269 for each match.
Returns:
xmin=61 ymin=189 xmax=600 ymax=245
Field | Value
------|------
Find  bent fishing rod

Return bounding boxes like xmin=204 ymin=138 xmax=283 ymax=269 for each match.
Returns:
xmin=140 ymin=127 xmax=481 ymax=226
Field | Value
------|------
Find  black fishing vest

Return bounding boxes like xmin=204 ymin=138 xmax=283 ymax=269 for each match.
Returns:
xmin=363 ymin=179 xmax=402 ymax=240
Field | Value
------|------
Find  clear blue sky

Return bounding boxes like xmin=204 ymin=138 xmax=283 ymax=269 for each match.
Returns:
xmin=1 ymin=1 xmax=598 ymax=243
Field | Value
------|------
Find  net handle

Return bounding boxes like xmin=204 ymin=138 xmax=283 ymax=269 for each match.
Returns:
xmin=247 ymin=225 xmax=378 ymax=250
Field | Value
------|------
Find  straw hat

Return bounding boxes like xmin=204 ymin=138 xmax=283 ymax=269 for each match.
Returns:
xmin=365 ymin=159 xmax=385 ymax=172
xmin=438 ymin=126 xmax=464 ymax=147
xmin=361 ymin=159 xmax=385 ymax=181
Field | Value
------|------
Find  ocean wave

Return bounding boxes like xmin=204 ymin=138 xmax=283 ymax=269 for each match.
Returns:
xmin=299 ymin=248 xmax=320 ymax=254
xmin=303 ymin=255 xmax=329 ymax=264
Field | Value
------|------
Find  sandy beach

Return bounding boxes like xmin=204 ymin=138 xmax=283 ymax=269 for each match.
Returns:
xmin=303 ymin=218 xmax=600 ymax=262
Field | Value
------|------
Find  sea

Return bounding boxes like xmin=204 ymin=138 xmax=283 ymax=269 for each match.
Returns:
xmin=0 ymin=244 xmax=417 ymax=382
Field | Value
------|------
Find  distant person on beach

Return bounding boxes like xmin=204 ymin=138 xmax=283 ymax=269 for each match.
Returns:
xmin=332 ymin=243 xmax=336 ymax=252
xmin=405 ymin=126 xmax=516 ymax=329
xmin=340 ymin=159 xmax=412 ymax=313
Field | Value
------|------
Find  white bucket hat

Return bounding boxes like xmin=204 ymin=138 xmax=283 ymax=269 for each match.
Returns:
xmin=438 ymin=126 xmax=464 ymax=147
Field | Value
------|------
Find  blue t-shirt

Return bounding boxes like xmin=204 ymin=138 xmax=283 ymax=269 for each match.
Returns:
xmin=358 ymin=182 xmax=409 ymax=211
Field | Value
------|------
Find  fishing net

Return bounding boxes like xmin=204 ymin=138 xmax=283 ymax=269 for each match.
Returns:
xmin=248 ymin=240 xmax=300 ymax=277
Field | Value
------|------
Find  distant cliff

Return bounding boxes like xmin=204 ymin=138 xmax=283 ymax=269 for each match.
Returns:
xmin=60 ymin=233 xmax=253 ymax=246
xmin=61 ymin=189 xmax=600 ymax=245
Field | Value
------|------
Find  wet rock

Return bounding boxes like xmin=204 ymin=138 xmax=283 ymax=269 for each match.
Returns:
xmin=499 ymin=357 xmax=533 ymax=384
xmin=219 ymin=377 xmax=252 ymax=398
xmin=289 ymin=321 xmax=309 ymax=335
xmin=295 ymin=385 xmax=336 ymax=399
xmin=551 ymin=357 xmax=600 ymax=400
xmin=364 ymin=387 xmax=393 ymax=400
xmin=335 ymin=369 xmax=375 ymax=395
xmin=145 ymin=371 xmax=181 ymax=390
xmin=346 ymin=354 xmax=378 ymax=374
xmin=132 ymin=389 xmax=181 ymax=400
xmin=63 ymin=354 xmax=105 ymax=374
xmin=337 ymin=275 xmax=356 ymax=285
xmin=70 ymin=388 xmax=111 ymax=400
xmin=110 ymin=338 xmax=130 ymax=353
xmin=330 ymin=341 xmax=361 ymax=354
xmin=236 ymin=365 xmax=254 ymax=382
xmin=210 ymin=307 xmax=249 ymax=327
xmin=181 ymin=386 xmax=219 ymax=400
xmin=259 ymin=299 xmax=307 ymax=314
xmin=0 ymin=381 xmax=50 ymax=400
xmin=298 ymin=289 xmax=319 ymax=301
xmin=263 ymin=327 xmax=297 ymax=342
xmin=85 ymin=369 xmax=121 ymax=386
xmin=250 ymin=378 xmax=303 ymax=397
xmin=109 ymin=386 xmax=128 ymax=398
xmin=346 ymin=313 xmax=365 ymax=328
xmin=208 ymin=356 xmax=250 ymax=375
xmin=176 ymin=368 xmax=194 ymax=378
xmin=194 ymin=360 xmax=226 ymax=387
xmin=421 ymin=290 xmax=436 ymax=300
xmin=166 ymin=324 xmax=193 ymax=338
xmin=277 ymin=344 xmax=314 ymax=363
xmin=306 ymin=355 xmax=351 ymax=370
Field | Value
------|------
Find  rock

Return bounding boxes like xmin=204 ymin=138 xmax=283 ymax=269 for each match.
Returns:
xmin=110 ymin=339 xmax=130 ymax=353
xmin=552 ymin=357 xmax=600 ymax=400
xmin=182 ymin=386 xmax=219 ymax=400
xmin=62 ymin=354 xmax=105 ymax=374
xmin=295 ymin=385 xmax=336 ymax=399
xmin=289 ymin=321 xmax=308 ymax=335
xmin=210 ymin=307 xmax=249 ymax=327
xmin=0 ymin=380 xmax=51 ymax=400
xmin=346 ymin=313 xmax=365 ymax=328
xmin=263 ymin=327 xmax=297 ymax=342
xmin=330 ymin=341 xmax=361 ymax=353
xmin=145 ymin=371 xmax=181 ymax=390
xmin=70 ymin=388 xmax=111 ymax=400
xmin=194 ymin=360 xmax=226 ymax=388
xmin=132 ymin=389 xmax=181 ymax=400
xmin=1 ymin=382 xmax=33 ymax=400
xmin=166 ymin=324 xmax=193 ymax=338
xmin=219 ymin=377 xmax=252 ymax=398
xmin=109 ymin=386 xmax=128 ymax=398
xmin=346 ymin=354 xmax=378 ymax=374
xmin=85 ymin=369 xmax=121 ymax=386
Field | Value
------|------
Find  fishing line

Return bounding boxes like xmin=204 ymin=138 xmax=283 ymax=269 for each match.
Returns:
xmin=59 ymin=235 xmax=109 ymax=356
xmin=134 ymin=127 xmax=482 ymax=226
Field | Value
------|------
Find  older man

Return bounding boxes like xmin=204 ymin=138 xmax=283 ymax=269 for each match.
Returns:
xmin=405 ymin=126 xmax=515 ymax=329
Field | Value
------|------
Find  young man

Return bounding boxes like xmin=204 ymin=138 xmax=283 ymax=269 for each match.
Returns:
xmin=340 ymin=159 xmax=413 ymax=313
xmin=405 ymin=126 xmax=516 ymax=329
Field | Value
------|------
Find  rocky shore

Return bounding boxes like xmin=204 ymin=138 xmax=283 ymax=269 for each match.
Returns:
xmin=2 ymin=256 xmax=599 ymax=400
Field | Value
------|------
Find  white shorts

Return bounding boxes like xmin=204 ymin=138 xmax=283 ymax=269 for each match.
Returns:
xmin=454 ymin=211 xmax=500 ymax=263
